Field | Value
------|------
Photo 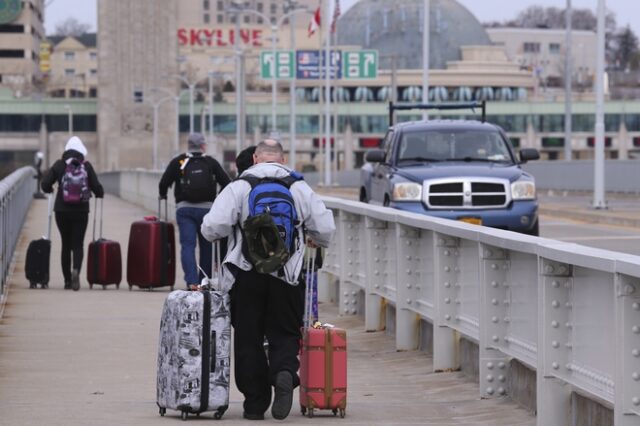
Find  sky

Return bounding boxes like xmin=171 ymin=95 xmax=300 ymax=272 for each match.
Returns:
xmin=43 ymin=0 xmax=640 ymax=37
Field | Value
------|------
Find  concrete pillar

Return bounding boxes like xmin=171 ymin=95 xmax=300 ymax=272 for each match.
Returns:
xmin=344 ymin=122 xmax=354 ymax=171
xmin=618 ymin=119 xmax=629 ymax=160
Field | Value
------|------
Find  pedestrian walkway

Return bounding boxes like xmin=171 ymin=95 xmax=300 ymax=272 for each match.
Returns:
xmin=0 ymin=194 xmax=535 ymax=425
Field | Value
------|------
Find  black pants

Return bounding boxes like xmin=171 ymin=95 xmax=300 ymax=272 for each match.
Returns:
xmin=54 ymin=211 xmax=89 ymax=282
xmin=230 ymin=268 xmax=305 ymax=415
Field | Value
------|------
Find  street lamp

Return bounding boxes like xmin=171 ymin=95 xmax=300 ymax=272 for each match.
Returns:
xmin=63 ymin=104 xmax=73 ymax=135
xmin=151 ymin=87 xmax=189 ymax=157
xmin=166 ymin=74 xmax=208 ymax=135
xmin=148 ymin=94 xmax=174 ymax=170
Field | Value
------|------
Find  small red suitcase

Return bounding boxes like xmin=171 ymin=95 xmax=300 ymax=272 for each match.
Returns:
xmin=126 ymin=199 xmax=176 ymax=291
xmin=299 ymin=250 xmax=347 ymax=419
xmin=87 ymin=198 xmax=122 ymax=289
xmin=299 ymin=326 xmax=347 ymax=418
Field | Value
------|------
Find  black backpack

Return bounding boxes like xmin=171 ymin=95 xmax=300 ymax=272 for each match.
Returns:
xmin=179 ymin=154 xmax=216 ymax=203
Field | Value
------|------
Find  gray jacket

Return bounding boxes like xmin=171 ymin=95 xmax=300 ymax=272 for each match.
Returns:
xmin=200 ymin=162 xmax=335 ymax=290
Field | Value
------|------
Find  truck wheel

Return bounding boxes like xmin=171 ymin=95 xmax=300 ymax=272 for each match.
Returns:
xmin=383 ymin=195 xmax=390 ymax=207
xmin=359 ymin=187 xmax=368 ymax=203
xmin=526 ymin=219 xmax=539 ymax=236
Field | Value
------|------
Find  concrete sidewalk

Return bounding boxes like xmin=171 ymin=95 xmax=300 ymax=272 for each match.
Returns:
xmin=0 ymin=194 xmax=535 ymax=425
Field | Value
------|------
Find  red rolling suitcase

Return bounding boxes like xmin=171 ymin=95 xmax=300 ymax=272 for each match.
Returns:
xmin=299 ymin=250 xmax=347 ymax=419
xmin=25 ymin=194 xmax=53 ymax=289
xmin=87 ymin=198 xmax=122 ymax=289
xmin=126 ymin=199 xmax=176 ymax=291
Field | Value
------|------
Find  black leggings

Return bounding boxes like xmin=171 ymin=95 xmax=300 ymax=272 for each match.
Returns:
xmin=54 ymin=211 xmax=89 ymax=282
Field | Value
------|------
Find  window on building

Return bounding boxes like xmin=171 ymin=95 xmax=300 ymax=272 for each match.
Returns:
xmin=270 ymin=3 xmax=276 ymax=13
xmin=64 ymin=51 xmax=75 ymax=60
xmin=230 ymin=15 xmax=236 ymax=24
xmin=257 ymin=2 xmax=263 ymax=12
xmin=549 ymin=43 xmax=561 ymax=54
xmin=244 ymin=15 xmax=250 ymax=23
xmin=89 ymin=52 xmax=97 ymax=60
xmin=523 ymin=42 xmax=540 ymax=53
xmin=203 ymin=0 xmax=210 ymax=9
xmin=217 ymin=1 xmax=223 ymax=10
xmin=64 ymin=69 xmax=75 ymax=77
xmin=270 ymin=16 xmax=276 ymax=24
xmin=0 ymin=24 xmax=24 ymax=33
xmin=133 ymin=89 xmax=143 ymax=103
xmin=204 ymin=13 xmax=210 ymax=23
xmin=257 ymin=17 xmax=263 ymax=24
xmin=217 ymin=14 xmax=224 ymax=23
xmin=90 ymin=69 xmax=97 ymax=76
xmin=0 ymin=49 xmax=24 ymax=58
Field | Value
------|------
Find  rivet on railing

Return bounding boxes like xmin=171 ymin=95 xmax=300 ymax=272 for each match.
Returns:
xmin=566 ymin=364 xmax=572 ymax=371
xmin=633 ymin=302 xmax=640 ymax=311
xmin=406 ymin=269 xmax=412 ymax=275
xmin=374 ymin=244 xmax=380 ymax=249
xmin=455 ymin=299 xmax=460 ymax=305
xmin=545 ymin=265 xmax=555 ymax=274
xmin=564 ymin=281 xmax=572 ymax=289
xmin=352 ymin=291 xmax=357 ymax=296
xmin=444 ymin=250 xmax=450 ymax=256
xmin=416 ymin=285 xmax=421 ymax=291
xmin=498 ymin=375 xmax=506 ymax=383
xmin=491 ymin=281 xmax=499 ymax=288
xmin=491 ymin=263 xmax=499 ymax=270
xmin=498 ymin=362 xmax=506 ymax=370
xmin=492 ymin=335 xmax=499 ymax=342
xmin=565 ymin=322 xmax=572 ymax=329
xmin=374 ymin=231 xmax=379 ymax=237
xmin=406 ymin=299 xmax=412 ymax=304
xmin=565 ymin=342 xmax=573 ymax=349
xmin=444 ymin=298 xmax=451 ymax=304
xmin=454 ymin=250 xmax=459 ymax=256
xmin=444 ymin=266 xmax=450 ymax=272
xmin=374 ymin=270 xmax=379 ymax=276
xmin=503 ymin=300 xmax=510 ymax=306
xmin=565 ymin=302 xmax=572 ymax=308
xmin=486 ymin=375 xmax=494 ymax=383
xmin=406 ymin=240 xmax=412 ymax=246
xmin=406 ymin=255 xmax=412 ymax=260
xmin=552 ymin=300 xmax=559 ymax=308
xmin=632 ymin=349 xmax=640 ymax=358
xmin=551 ymin=321 xmax=559 ymax=328
xmin=406 ymin=283 xmax=412 ymax=289
xmin=633 ymin=326 xmax=640 ymax=334
xmin=633 ymin=397 xmax=640 ymax=406
xmin=487 ymin=362 xmax=494 ymax=370
xmin=632 ymin=372 xmax=640 ymax=381
xmin=486 ymin=387 xmax=495 ymax=395
xmin=492 ymin=316 xmax=499 ymax=323
xmin=552 ymin=362 xmax=559 ymax=370
xmin=348 ymin=272 xmax=353 ymax=277
xmin=444 ymin=282 xmax=451 ymax=288
xmin=552 ymin=340 xmax=559 ymax=348
xmin=348 ymin=236 xmax=353 ymax=241
xmin=348 ymin=260 xmax=353 ymax=265
xmin=374 ymin=257 xmax=379 ymax=263
xmin=498 ymin=387 xmax=506 ymax=396
xmin=344 ymin=291 xmax=349 ymax=296
xmin=374 ymin=284 xmax=380 ymax=289
xmin=454 ymin=267 xmax=460 ymax=273
xmin=445 ymin=314 xmax=451 ymax=321
xmin=351 ymin=309 xmax=357 ymax=314
xmin=492 ymin=298 xmax=499 ymax=305
xmin=348 ymin=248 xmax=353 ymax=253
xmin=504 ymin=317 xmax=510 ymax=323
xmin=343 ymin=308 xmax=349 ymax=314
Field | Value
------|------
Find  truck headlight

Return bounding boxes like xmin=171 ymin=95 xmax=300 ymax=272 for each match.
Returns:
xmin=392 ymin=182 xmax=422 ymax=201
xmin=511 ymin=180 xmax=536 ymax=200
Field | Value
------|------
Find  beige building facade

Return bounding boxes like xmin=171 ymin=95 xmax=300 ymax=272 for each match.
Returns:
xmin=46 ymin=34 xmax=98 ymax=98
xmin=0 ymin=0 xmax=45 ymax=97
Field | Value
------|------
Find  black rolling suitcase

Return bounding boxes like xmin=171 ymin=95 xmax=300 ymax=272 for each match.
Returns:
xmin=25 ymin=194 xmax=53 ymax=289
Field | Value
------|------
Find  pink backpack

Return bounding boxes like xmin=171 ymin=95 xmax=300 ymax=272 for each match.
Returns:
xmin=62 ymin=158 xmax=91 ymax=203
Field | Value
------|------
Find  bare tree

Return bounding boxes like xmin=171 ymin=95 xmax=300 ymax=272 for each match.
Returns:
xmin=52 ymin=17 xmax=91 ymax=37
xmin=611 ymin=25 xmax=640 ymax=71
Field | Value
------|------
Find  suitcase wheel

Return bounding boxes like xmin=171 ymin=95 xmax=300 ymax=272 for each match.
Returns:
xmin=170 ymin=286 xmax=174 ymax=291
xmin=40 ymin=283 xmax=48 ymax=289
xmin=29 ymin=281 xmax=37 ymax=289
xmin=307 ymin=408 xmax=314 ymax=418
xmin=339 ymin=408 xmax=346 ymax=418
xmin=301 ymin=406 xmax=306 ymax=415
xmin=332 ymin=409 xmax=337 ymax=416
xmin=181 ymin=411 xmax=188 ymax=421
xmin=117 ymin=284 xmax=120 ymax=290
xmin=213 ymin=407 xmax=225 ymax=420
xmin=102 ymin=285 xmax=107 ymax=290
xmin=128 ymin=285 xmax=133 ymax=291
xmin=89 ymin=284 xmax=93 ymax=290
xmin=158 ymin=407 xmax=166 ymax=416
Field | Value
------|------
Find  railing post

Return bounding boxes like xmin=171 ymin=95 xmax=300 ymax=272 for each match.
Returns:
xmin=396 ymin=224 xmax=420 ymax=351
xmin=479 ymin=244 xmax=511 ymax=397
xmin=615 ymin=273 xmax=640 ymax=425
xmin=537 ymin=258 xmax=573 ymax=425
xmin=364 ymin=216 xmax=387 ymax=331
xmin=338 ymin=212 xmax=362 ymax=317
xmin=433 ymin=233 xmax=460 ymax=371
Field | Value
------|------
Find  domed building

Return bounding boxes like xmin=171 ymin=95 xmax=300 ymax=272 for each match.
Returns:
xmin=337 ymin=0 xmax=492 ymax=70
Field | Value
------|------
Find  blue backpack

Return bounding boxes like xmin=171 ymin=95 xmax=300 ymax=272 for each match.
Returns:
xmin=241 ymin=173 xmax=303 ymax=274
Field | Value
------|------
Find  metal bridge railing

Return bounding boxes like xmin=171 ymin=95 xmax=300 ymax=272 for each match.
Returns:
xmin=0 ymin=167 xmax=35 ymax=313
xmin=320 ymin=196 xmax=640 ymax=426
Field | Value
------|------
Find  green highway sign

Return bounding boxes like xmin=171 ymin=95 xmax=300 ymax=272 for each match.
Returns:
xmin=342 ymin=50 xmax=378 ymax=79
xmin=260 ymin=51 xmax=294 ymax=79
xmin=0 ymin=0 xmax=22 ymax=24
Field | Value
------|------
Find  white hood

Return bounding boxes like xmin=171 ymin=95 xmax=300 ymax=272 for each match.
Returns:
xmin=64 ymin=136 xmax=87 ymax=157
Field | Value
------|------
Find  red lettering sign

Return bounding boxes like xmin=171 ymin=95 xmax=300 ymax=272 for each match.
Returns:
xmin=177 ymin=27 xmax=264 ymax=47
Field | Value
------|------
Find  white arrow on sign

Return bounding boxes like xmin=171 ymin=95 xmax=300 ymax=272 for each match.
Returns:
xmin=364 ymin=53 xmax=375 ymax=69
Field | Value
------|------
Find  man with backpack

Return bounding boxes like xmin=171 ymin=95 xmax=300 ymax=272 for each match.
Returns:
xmin=200 ymin=139 xmax=335 ymax=421
xmin=41 ymin=136 xmax=104 ymax=291
xmin=159 ymin=133 xmax=231 ymax=289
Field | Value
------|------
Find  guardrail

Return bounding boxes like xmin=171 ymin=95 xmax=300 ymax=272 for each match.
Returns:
xmin=103 ymin=169 xmax=640 ymax=425
xmin=0 ymin=167 xmax=35 ymax=314
xmin=320 ymin=196 xmax=640 ymax=425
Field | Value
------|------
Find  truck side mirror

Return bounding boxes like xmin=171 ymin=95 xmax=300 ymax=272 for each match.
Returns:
xmin=365 ymin=149 xmax=386 ymax=163
xmin=519 ymin=148 xmax=540 ymax=163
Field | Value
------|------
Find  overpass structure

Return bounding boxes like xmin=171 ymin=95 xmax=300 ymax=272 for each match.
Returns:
xmin=1 ymin=167 xmax=639 ymax=425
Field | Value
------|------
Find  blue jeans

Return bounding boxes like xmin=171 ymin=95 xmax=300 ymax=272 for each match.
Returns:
xmin=176 ymin=207 xmax=212 ymax=286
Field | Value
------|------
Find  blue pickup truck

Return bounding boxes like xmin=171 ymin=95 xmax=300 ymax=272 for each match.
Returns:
xmin=360 ymin=102 xmax=540 ymax=235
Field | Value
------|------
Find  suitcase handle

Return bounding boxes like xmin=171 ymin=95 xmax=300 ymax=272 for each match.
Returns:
xmin=46 ymin=193 xmax=53 ymax=240
xmin=92 ymin=197 xmax=104 ymax=241
xmin=303 ymin=248 xmax=317 ymax=330
xmin=157 ymin=198 xmax=169 ymax=222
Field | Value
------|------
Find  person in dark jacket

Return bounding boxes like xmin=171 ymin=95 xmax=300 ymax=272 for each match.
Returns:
xmin=159 ymin=133 xmax=231 ymax=288
xmin=41 ymin=136 xmax=104 ymax=291
xmin=235 ymin=145 xmax=256 ymax=177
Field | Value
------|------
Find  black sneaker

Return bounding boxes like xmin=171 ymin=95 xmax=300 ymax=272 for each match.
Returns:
xmin=271 ymin=371 xmax=293 ymax=420
xmin=71 ymin=270 xmax=80 ymax=291
xmin=64 ymin=281 xmax=72 ymax=290
xmin=243 ymin=412 xmax=264 ymax=420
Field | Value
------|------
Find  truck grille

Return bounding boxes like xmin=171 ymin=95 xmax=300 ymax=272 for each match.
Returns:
xmin=424 ymin=178 xmax=511 ymax=209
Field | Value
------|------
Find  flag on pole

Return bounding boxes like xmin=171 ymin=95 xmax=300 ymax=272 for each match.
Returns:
xmin=330 ymin=0 xmax=341 ymax=34
xmin=308 ymin=5 xmax=321 ymax=37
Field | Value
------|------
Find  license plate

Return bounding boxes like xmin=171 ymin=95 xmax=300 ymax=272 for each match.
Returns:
xmin=458 ymin=217 xmax=482 ymax=225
